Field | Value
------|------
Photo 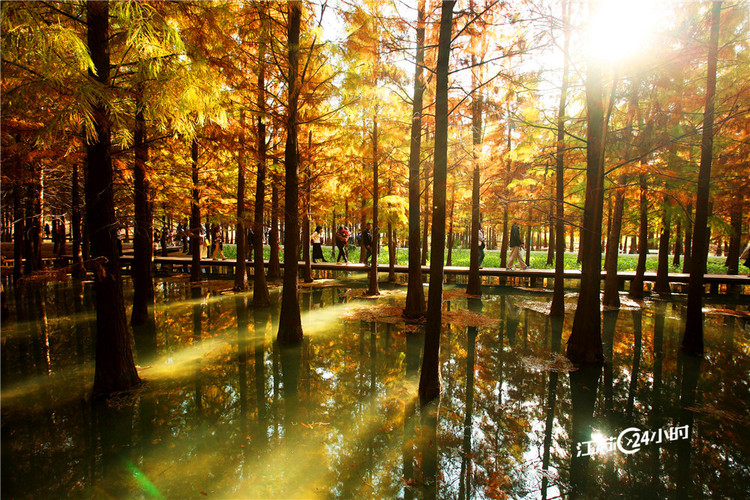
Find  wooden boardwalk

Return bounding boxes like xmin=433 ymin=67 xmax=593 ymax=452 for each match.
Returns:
xmin=118 ymin=255 xmax=750 ymax=289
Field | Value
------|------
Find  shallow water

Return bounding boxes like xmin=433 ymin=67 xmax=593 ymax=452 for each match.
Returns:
xmin=1 ymin=276 xmax=749 ymax=498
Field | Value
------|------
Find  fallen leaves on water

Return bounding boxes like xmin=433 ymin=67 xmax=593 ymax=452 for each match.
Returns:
xmin=521 ymin=354 xmax=576 ymax=373
xmin=341 ymin=303 xmax=499 ymax=328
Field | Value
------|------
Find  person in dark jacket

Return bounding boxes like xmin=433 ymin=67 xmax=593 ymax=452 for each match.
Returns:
xmin=507 ymin=220 xmax=528 ymax=270
xmin=362 ymin=222 xmax=374 ymax=265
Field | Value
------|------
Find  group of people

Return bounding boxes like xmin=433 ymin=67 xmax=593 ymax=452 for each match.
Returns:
xmin=311 ymin=223 xmax=375 ymax=265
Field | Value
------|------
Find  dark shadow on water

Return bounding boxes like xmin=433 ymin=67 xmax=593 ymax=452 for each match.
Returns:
xmin=569 ymin=364 xmax=602 ymax=499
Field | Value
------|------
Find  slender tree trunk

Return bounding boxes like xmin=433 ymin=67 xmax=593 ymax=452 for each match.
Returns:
xmin=367 ymin=116 xmax=380 ymax=295
xmin=421 ymin=177 xmax=430 ymax=266
xmin=467 ymin=54 xmax=483 ymax=296
xmin=277 ymin=1 xmax=303 ymax=345
xmin=12 ymin=184 xmax=24 ymax=283
xmin=446 ymin=184 xmax=455 ymax=267
xmin=683 ymin=1 xmax=721 ymax=355
xmin=403 ymin=0 xmax=426 ymax=318
xmin=546 ymin=203 xmax=555 ymax=267
xmin=683 ymin=202 xmax=693 ymax=273
xmin=673 ymin=218 xmax=682 ymax=268
xmin=302 ymin=137 xmax=313 ymax=284
xmin=602 ymin=175 xmax=626 ymax=308
xmin=234 ymin=111 xmax=248 ymax=291
xmin=418 ymin=0 xmax=455 ymax=406
xmin=388 ymin=179 xmax=396 ymax=283
xmin=71 ymin=158 xmax=85 ymax=278
xmin=131 ymin=89 xmax=155 ymax=328
xmin=253 ymin=45 xmax=272 ymax=304
xmin=86 ymin=0 xmax=140 ymax=397
xmin=630 ymin=173 xmax=648 ymax=299
xmin=268 ymin=176 xmax=281 ymax=280
xmin=654 ymin=201 xmax=672 ymax=295
xmin=190 ymin=138 xmax=202 ymax=282
xmin=567 ymin=0 xmax=608 ymax=365
xmin=550 ymin=0 xmax=570 ymax=317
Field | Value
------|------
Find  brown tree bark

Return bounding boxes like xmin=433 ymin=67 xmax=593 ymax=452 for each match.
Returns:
xmin=12 ymin=184 xmax=24 ymax=283
xmin=277 ymin=1 xmax=303 ymax=345
xmin=131 ymin=88 xmax=155 ymax=328
xmin=71 ymin=158 xmax=85 ymax=279
xmin=683 ymin=1 xmax=722 ymax=355
xmin=682 ymin=202 xmax=693 ymax=273
xmin=567 ymin=0 xmax=608 ymax=365
xmin=466 ymin=54 xmax=483 ymax=297
xmin=234 ymin=111 xmax=248 ymax=291
xmin=189 ymin=138 xmax=202 ymax=282
xmin=268 ymin=176 xmax=281 ymax=281
xmin=654 ymin=201 xmax=672 ymax=295
xmin=86 ymin=0 xmax=140 ymax=397
xmin=550 ymin=0 xmax=570 ymax=317
xmin=367 ymin=116 xmax=380 ymax=295
xmin=252 ymin=31 xmax=272 ymax=304
xmin=403 ymin=0 xmax=426 ymax=318
xmin=629 ymin=173 xmax=648 ymax=299
xmin=418 ymin=0 xmax=455 ymax=406
xmin=602 ymin=175 xmax=626 ymax=308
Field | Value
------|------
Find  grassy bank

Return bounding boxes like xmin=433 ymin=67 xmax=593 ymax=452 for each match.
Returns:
xmin=221 ymin=244 xmax=736 ymax=274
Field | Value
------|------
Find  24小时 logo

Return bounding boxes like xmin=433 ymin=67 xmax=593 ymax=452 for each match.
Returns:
xmin=576 ymin=424 xmax=690 ymax=458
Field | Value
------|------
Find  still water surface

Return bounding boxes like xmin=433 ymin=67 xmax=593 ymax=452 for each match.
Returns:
xmin=2 ymin=276 xmax=749 ymax=498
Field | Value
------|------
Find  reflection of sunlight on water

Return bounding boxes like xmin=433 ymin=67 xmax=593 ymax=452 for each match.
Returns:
xmin=216 ymin=376 xmax=420 ymax=498
xmin=142 ymin=338 xmax=231 ymax=381
xmin=1 ymin=365 xmax=94 ymax=407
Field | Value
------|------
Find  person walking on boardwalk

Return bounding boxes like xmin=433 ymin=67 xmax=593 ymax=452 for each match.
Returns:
xmin=336 ymin=225 xmax=349 ymax=263
xmin=478 ymin=226 xmax=486 ymax=267
xmin=362 ymin=222 xmax=374 ymax=266
xmin=311 ymin=225 xmax=327 ymax=263
xmin=507 ymin=220 xmax=528 ymax=270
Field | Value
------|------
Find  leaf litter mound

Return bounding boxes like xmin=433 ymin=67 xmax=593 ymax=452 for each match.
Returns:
xmin=341 ymin=302 xmax=500 ymax=330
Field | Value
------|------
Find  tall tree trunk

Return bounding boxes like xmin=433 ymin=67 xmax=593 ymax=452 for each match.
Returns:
xmin=189 ymin=138 xmax=202 ymax=282
xmin=725 ymin=194 xmax=742 ymax=275
xmin=86 ymin=0 xmax=140 ymax=397
xmin=567 ymin=0 xmax=608 ymax=365
xmin=302 ymin=137 xmax=313 ymax=284
xmin=682 ymin=202 xmax=693 ymax=273
xmin=277 ymin=1 xmax=303 ymax=345
xmin=466 ymin=54 xmax=483 ymax=296
xmin=253 ymin=35 xmax=272 ymax=304
xmin=12 ymin=183 xmax=24 ymax=283
xmin=683 ymin=1 xmax=721 ymax=355
xmin=418 ymin=0 xmax=455 ymax=406
xmin=268 ymin=176 xmax=281 ymax=280
xmin=234 ymin=111 xmax=248 ymax=291
xmin=421 ymin=176 xmax=430 ymax=266
xmin=673 ymin=218 xmax=682 ymax=268
xmin=550 ymin=0 xmax=570 ymax=317
xmin=71 ymin=158 xmax=85 ymax=278
xmin=367 ymin=116 xmax=380 ymax=295
xmin=546 ymin=202 xmax=555 ymax=267
xmin=602 ymin=175 xmax=626 ymax=308
xmin=629 ymin=173 xmax=648 ymax=299
xmin=446 ymin=184 xmax=455 ymax=267
xmin=654 ymin=201 xmax=672 ymax=295
xmin=131 ymin=88 xmax=155 ymax=328
xmin=388 ymin=179 xmax=397 ymax=283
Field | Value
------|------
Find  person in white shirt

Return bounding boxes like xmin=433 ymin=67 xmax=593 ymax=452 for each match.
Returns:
xmin=311 ymin=225 xmax=327 ymax=263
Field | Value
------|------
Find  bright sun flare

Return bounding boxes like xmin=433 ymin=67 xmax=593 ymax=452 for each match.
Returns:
xmin=589 ymin=0 xmax=659 ymax=62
